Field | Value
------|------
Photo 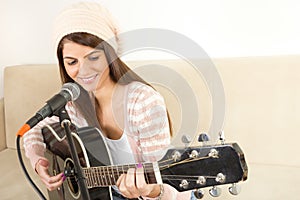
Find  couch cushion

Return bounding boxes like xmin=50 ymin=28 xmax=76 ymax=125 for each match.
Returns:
xmin=4 ymin=64 xmax=61 ymax=149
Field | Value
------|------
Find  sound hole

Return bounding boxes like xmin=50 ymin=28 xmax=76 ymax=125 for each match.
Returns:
xmin=64 ymin=158 xmax=80 ymax=199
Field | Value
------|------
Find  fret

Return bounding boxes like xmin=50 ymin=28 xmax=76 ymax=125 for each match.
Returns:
xmin=143 ymin=163 xmax=150 ymax=184
xmin=108 ymin=166 xmax=112 ymax=185
xmin=91 ymin=168 xmax=95 ymax=187
xmin=96 ymin=168 xmax=100 ymax=186
xmin=87 ymin=168 xmax=90 ymax=187
xmin=144 ymin=163 xmax=157 ymax=184
xmin=106 ymin=166 xmax=112 ymax=186
xmin=102 ymin=166 xmax=108 ymax=186
xmin=116 ymin=165 xmax=120 ymax=181
xmin=87 ymin=170 xmax=93 ymax=187
xmin=96 ymin=167 xmax=102 ymax=187
xmin=94 ymin=168 xmax=98 ymax=187
xmin=92 ymin=167 xmax=99 ymax=187
xmin=85 ymin=168 xmax=91 ymax=188
xmin=111 ymin=166 xmax=117 ymax=185
xmin=99 ymin=166 xmax=104 ymax=186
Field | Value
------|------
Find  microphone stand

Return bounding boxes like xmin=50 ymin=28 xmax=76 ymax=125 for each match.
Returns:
xmin=57 ymin=108 xmax=90 ymax=200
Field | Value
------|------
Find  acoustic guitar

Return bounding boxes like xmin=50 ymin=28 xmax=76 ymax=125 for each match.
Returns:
xmin=42 ymin=123 xmax=247 ymax=200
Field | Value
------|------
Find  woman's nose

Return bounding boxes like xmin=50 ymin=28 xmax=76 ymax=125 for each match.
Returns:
xmin=78 ymin=60 xmax=85 ymax=70
xmin=77 ymin=60 xmax=89 ymax=73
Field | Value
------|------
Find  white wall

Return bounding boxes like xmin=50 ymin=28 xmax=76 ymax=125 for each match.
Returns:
xmin=1 ymin=0 xmax=300 ymax=98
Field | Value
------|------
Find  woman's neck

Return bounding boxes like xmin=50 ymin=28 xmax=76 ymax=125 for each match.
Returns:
xmin=92 ymin=75 xmax=125 ymax=139
xmin=93 ymin=76 xmax=116 ymax=107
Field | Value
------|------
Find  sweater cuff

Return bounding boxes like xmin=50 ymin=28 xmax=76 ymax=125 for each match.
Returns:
xmin=24 ymin=144 xmax=46 ymax=169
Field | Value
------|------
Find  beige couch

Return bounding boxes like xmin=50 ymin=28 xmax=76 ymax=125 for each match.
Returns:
xmin=1 ymin=56 xmax=300 ymax=199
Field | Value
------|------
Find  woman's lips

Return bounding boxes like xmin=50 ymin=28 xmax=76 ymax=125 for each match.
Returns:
xmin=79 ymin=74 xmax=98 ymax=84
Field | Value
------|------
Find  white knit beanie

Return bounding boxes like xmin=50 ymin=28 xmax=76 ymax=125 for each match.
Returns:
xmin=53 ymin=2 xmax=120 ymax=54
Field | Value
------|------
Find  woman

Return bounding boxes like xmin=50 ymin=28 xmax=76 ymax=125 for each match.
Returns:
xmin=23 ymin=2 xmax=192 ymax=200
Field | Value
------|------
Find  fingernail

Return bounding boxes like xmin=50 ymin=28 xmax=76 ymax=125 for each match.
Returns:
xmin=62 ymin=174 xmax=66 ymax=181
xmin=137 ymin=163 xmax=143 ymax=168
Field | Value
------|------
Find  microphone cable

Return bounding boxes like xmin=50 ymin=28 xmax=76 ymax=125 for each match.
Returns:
xmin=16 ymin=135 xmax=47 ymax=200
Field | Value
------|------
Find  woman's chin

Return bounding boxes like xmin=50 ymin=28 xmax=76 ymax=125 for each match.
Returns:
xmin=77 ymin=81 xmax=98 ymax=92
xmin=77 ymin=76 xmax=100 ymax=92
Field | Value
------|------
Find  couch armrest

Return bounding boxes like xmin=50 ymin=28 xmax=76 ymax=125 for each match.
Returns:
xmin=0 ymin=98 xmax=6 ymax=151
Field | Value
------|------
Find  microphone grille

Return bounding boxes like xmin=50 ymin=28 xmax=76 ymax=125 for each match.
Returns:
xmin=61 ymin=82 xmax=80 ymax=101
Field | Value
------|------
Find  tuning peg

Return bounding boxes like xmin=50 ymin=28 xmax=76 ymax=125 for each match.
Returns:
xmin=215 ymin=173 xmax=226 ymax=183
xmin=229 ymin=183 xmax=241 ymax=195
xmin=196 ymin=176 xmax=206 ymax=185
xmin=172 ymin=150 xmax=181 ymax=162
xmin=219 ymin=130 xmax=225 ymax=144
xmin=208 ymin=148 xmax=219 ymax=158
xmin=179 ymin=180 xmax=189 ymax=189
xmin=193 ymin=189 xmax=205 ymax=199
xmin=189 ymin=150 xmax=199 ymax=158
xmin=209 ymin=186 xmax=221 ymax=197
xmin=198 ymin=133 xmax=210 ymax=143
xmin=181 ymin=135 xmax=192 ymax=147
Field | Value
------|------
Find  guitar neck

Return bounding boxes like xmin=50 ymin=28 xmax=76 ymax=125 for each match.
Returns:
xmin=83 ymin=163 xmax=158 ymax=188
xmin=75 ymin=143 xmax=247 ymax=192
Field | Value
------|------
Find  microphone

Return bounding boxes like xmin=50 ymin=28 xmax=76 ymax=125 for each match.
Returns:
xmin=17 ymin=82 xmax=80 ymax=137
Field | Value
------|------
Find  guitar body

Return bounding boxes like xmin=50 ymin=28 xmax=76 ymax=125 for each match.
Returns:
xmin=43 ymin=124 xmax=113 ymax=200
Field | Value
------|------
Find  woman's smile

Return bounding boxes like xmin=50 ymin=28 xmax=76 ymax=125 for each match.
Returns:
xmin=78 ymin=74 xmax=99 ymax=84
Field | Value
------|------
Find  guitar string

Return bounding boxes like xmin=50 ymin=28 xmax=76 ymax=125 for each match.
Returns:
xmin=84 ymin=162 xmax=219 ymax=187
xmin=83 ymin=154 xmax=213 ymax=172
xmin=83 ymin=156 xmax=216 ymax=186
xmin=84 ymin=175 xmax=216 ymax=185
xmin=85 ymin=174 xmax=218 ymax=180
xmin=84 ymin=156 xmax=213 ymax=173
xmin=83 ymin=155 xmax=213 ymax=174
xmin=85 ymin=175 xmax=219 ymax=187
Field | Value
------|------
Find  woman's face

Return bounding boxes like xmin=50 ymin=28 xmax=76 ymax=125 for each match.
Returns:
xmin=62 ymin=40 xmax=109 ymax=92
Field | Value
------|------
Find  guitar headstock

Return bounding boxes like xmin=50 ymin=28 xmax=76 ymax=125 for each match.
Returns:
xmin=159 ymin=143 xmax=247 ymax=197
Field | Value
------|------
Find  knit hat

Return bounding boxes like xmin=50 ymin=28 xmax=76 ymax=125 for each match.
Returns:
xmin=53 ymin=2 xmax=121 ymax=54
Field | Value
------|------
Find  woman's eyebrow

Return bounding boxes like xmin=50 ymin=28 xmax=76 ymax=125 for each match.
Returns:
xmin=63 ymin=50 xmax=103 ymax=60
xmin=63 ymin=56 xmax=75 ymax=60
xmin=84 ymin=50 xmax=103 ymax=58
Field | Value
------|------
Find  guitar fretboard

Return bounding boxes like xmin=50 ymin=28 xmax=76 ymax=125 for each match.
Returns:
xmin=83 ymin=163 xmax=157 ymax=188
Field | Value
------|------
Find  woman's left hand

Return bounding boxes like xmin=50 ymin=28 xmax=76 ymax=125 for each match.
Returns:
xmin=116 ymin=165 xmax=161 ymax=199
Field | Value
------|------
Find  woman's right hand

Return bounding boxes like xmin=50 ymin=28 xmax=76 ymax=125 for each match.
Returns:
xmin=35 ymin=158 xmax=65 ymax=191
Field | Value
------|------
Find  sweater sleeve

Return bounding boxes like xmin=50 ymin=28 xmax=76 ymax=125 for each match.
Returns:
xmin=23 ymin=116 xmax=60 ymax=169
xmin=22 ymin=101 xmax=88 ymax=169
xmin=127 ymin=83 xmax=171 ymax=162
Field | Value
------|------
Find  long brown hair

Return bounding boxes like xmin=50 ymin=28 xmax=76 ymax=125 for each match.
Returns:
xmin=57 ymin=32 xmax=173 ymax=136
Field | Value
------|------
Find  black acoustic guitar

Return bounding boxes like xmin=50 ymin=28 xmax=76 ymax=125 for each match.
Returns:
xmin=42 ymin=123 xmax=248 ymax=200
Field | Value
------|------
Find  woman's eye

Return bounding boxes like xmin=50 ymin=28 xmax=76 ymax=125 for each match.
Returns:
xmin=67 ymin=60 xmax=78 ymax=66
xmin=88 ymin=56 xmax=100 ymax=61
